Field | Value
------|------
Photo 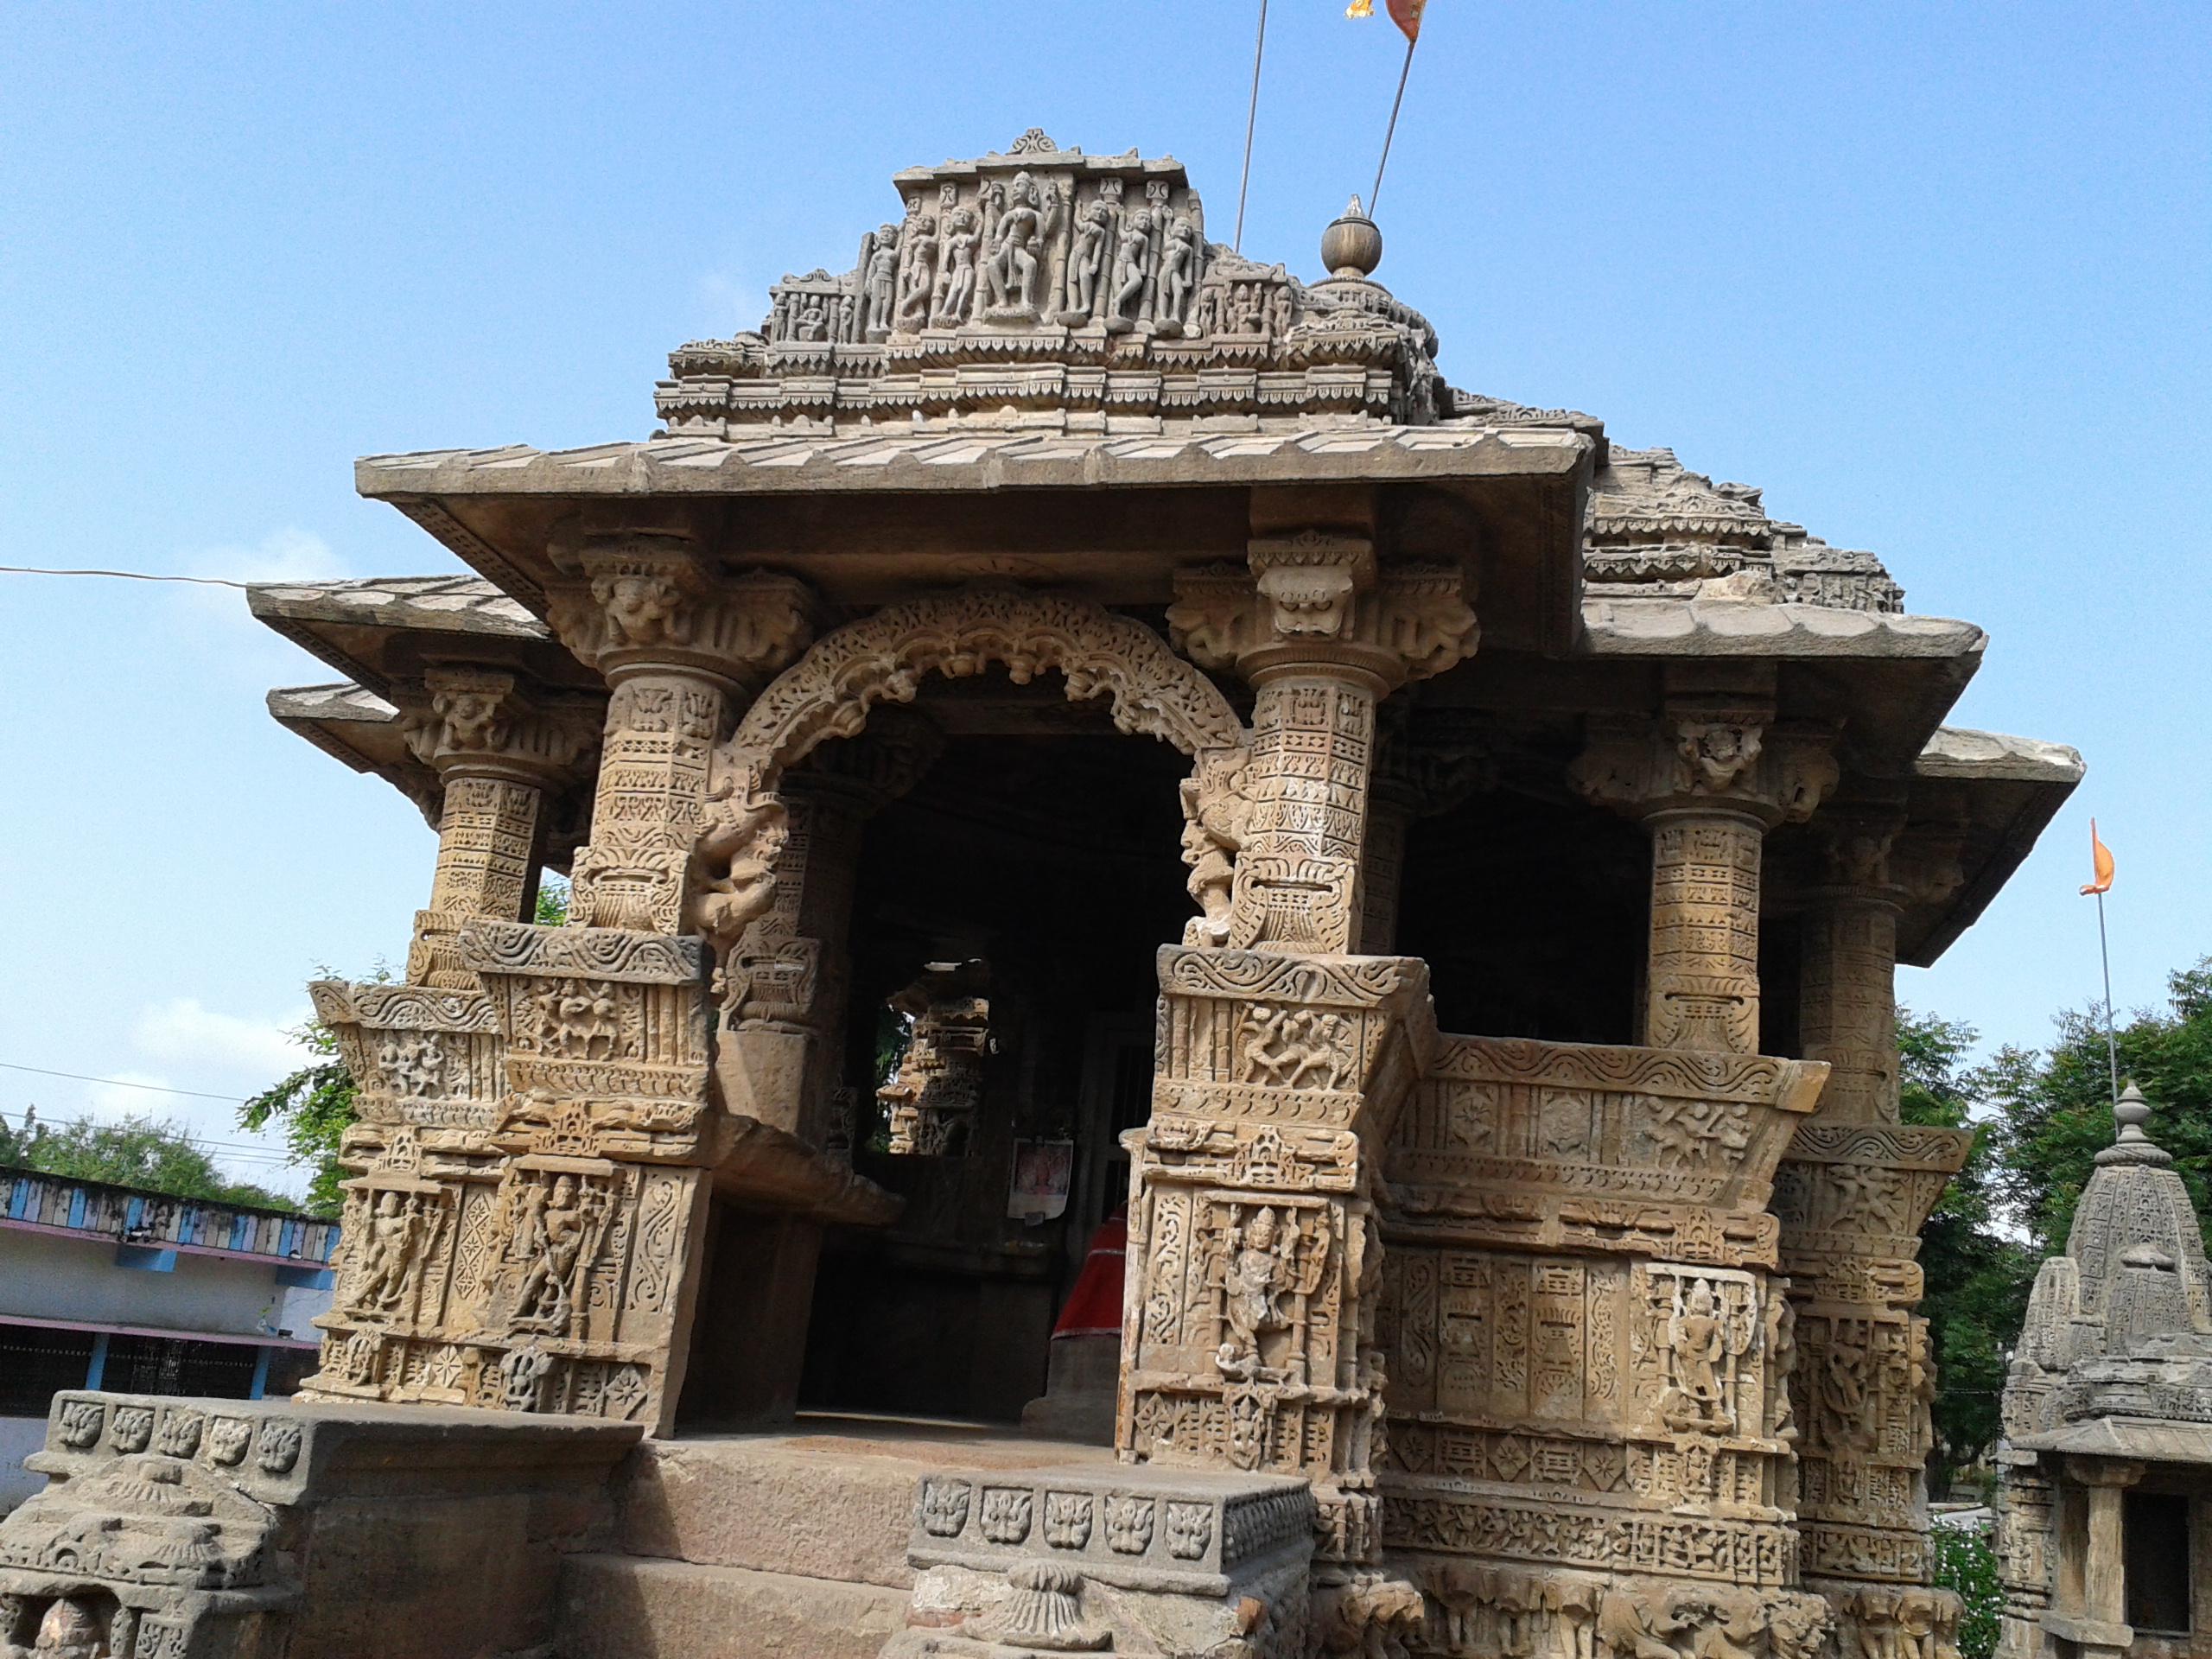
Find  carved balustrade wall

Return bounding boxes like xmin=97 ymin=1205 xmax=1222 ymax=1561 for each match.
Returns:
xmin=1373 ymin=1033 xmax=1837 ymax=1659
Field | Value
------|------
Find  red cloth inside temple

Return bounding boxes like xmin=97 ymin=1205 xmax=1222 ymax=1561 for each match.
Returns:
xmin=1051 ymin=1209 xmax=1127 ymax=1338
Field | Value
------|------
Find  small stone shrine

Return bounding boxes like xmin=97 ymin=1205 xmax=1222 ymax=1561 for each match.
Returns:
xmin=1998 ymin=1084 xmax=2212 ymax=1659
xmin=0 ymin=132 xmax=2083 ymax=1659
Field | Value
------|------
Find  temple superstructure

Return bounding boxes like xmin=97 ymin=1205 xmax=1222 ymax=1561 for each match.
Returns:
xmin=0 ymin=136 xmax=2082 ymax=1659
xmin=1998 ymin=1085 xmax=2212 ymax=1659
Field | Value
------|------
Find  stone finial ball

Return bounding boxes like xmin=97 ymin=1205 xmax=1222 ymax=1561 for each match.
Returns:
xmin=1321 ymin=198 xmax=1383 ymax=279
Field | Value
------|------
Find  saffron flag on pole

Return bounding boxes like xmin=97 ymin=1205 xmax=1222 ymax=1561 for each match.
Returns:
xmin=2080 ymin=818 xmax=2115 ymax=895
xmin=1388 ymin=0 xmax=1427 ymax=40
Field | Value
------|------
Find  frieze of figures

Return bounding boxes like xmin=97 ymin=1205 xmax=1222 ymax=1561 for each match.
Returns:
xmin=1385 ymin=1560 xmax=1836 ymax=1659
xmin=657 ymin=136 xmax=1446 ymax=435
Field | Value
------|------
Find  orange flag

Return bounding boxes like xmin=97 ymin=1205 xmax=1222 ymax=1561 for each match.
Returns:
xmin=2080 ymin=818 xmax=2115 ymax=895
xmin=1389 ymin=0 xmax=1427 ymax=40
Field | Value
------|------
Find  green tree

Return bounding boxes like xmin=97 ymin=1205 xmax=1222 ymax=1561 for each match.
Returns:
xmin=1898 ymin=1010 xmax=2037 ymax=1495
xmin=239 ymin=1016 xmax=359 ymax=1217
xmin=1931 ymin=1522 xmax=2003 ymax=1659
xmin=1 ymin=1109 xmax=289 ymax=1210
xmin=1984 ymin=959 xmax=2212 ymax=1259
xmin=536 ymin=875 xmax=569 ymax=927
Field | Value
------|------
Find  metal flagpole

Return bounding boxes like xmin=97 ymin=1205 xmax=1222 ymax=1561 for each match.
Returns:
xmin=2095 ymin=889 xmax=2121 ymax=1108
xmin=1234 ymin=0 xmax=1270 ymax=254
xmin=1370 ymin=35 xmax=1418 ymax=217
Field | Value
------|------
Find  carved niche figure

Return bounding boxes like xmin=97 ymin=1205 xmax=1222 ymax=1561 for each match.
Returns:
xmin=862 ymin=223 xmax=902 ymax=340
xmin=982 ymin=170 xmax=1060 ymax=319
xmin=932 ymin=208 xmax=981 ymax=326
xmin=505 ymin=1172 xmax=613 ymax=1336
xmin=795 ymin=296 xmax=828 ymax=342
xmin=895 ymin=213 xmax=938 ymax=330
xmin=1814 ymin=1320 xmax=1877 ymax=1452
xmin=1669 ymin=1280 xmax=1728 ymax=1427
xmin=346 ymin=1189 xmax=439 ymax=1320
xmin=1158 ymin=214 xmax=1199 ymax=331
xmin=1109 ymin=207 xmax=1154 ymax=326
xmin=1062 ymin=198 xmax=1112 ymax=323
xmin=1217 ymin=1206 xmax=1294 ymax=1379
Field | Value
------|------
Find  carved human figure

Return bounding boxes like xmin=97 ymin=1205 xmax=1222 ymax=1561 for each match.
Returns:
xmin=1769 ymin=1294 xmax=1799 ymax=1438
xmin=1065 ymin=199 xmax=1111 ymax=321
xmin=1815 ymin=1325 xmax=1875 ymax=1451
xmin=1111 ymin=208 xmax=1154 ymax=322
xmin=932 ymin=208 xmax=980 ymax=326
xmin=1216 ymin=1207 xmax=1293 ymax=1376
xmin=796 ymin=296 xmax=827 ymax=342
xmin=895 ymin=213 xmax=938 ymax=329
xmin=1676 ymin=721 xmax=1762 ymax=792
xmin=17 ymin=1598 xmax=105 ymax=1659
xmin=1159 ymin=214 xmax=1198 ymax=327
xmin=351 ymin=1190 xmax=428 ymax=1316
xmin=1671 ymin=1280 xmax=1727 ymax=1421
xmin=863 ymin=225 xmax=901 ymax=338
xmin=983 ymin=171 xmax=1058 ymax=315
xmin=512 ymin=1174 xmax=606 ymax=1332
xmin=1267 ymin=283 xmax=1294 ymax=339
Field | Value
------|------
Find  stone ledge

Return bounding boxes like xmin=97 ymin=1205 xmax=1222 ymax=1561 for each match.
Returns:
xmin=556 ymin=1552 xmax=906 ymax=1659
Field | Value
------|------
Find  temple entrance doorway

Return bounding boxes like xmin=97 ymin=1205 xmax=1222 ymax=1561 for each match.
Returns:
xmin=797 ymin=685 xmax=1191 ymax=1424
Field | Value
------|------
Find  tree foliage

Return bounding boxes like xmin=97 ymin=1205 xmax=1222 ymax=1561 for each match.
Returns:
xmin=1931 ymin=1522 xmax=2003 ymax=1659
xmin=0 ymin=1109 xmax=289 ymax=1210
xmin=1984 ymin=959 xmax=2212 ymax=1259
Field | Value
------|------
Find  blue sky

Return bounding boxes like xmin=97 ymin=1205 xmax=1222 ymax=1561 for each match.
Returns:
xmin=2 ymin=3 xmax=2204 ymax=1193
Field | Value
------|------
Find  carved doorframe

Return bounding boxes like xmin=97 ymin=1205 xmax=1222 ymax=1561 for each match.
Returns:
xmin=694 ymin=586 xmax=1251 ymax=964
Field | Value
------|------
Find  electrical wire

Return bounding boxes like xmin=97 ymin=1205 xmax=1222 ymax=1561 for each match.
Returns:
xmin=0 ymin=1061 xmax=247 ymax=1103
xmin=0 ymin=565 xmax=252 ymax=588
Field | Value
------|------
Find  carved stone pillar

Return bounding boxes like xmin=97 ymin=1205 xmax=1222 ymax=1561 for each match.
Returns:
xmin=547 ymin=540 xmax=823 ymax=938
xmin=297 ymin=668 xmax=602 ymax=1426
xmin=1168 ymin=531 xmax=1478 ymax=957
xmin=718 ymin=709 xmax=942 ymax=1145
xmin=399 ymin=666 xmax=602 ymax=988
xmin=2055 ymin=1458 xmax=2142 ymax=1659
xmin=1770 ymin=810 xmax=1974 ymax=1649
xmin=1570 ymin=688 xmax=1838 ymax=1053
xmin=1143 ymin=532 xmax=1477 ymax=1566
xmin=303 ymin=541 xmax=829 ymax=1437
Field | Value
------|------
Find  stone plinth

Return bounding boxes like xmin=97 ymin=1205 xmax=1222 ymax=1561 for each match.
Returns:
xmin=0 ymin=1389 xmax=639 ymax=1659
xmin=887 ymin=1462 xmax=1313 ymax=1659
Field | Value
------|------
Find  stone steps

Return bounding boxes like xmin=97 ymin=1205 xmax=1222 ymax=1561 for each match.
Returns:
xmin=610 ymin=1419 xmax=1112 ymax=1586
xmin=555 ymin=1553 xmax=906 ymax=1659
xmin=552 ymin=1417 xmax=1116 ymax=1657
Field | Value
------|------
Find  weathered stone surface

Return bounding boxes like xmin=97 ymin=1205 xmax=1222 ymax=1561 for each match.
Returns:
xmin=556 ymin=1553 xmax=906 ymax=1659
xmin=610 ymin=1428 xmax=1110 ymax=1589
xmin=0 ymin=1391 xmax=638 ymax=1659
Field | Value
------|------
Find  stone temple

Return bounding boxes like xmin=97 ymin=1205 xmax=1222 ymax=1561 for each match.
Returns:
xmin=1997 ymin=1084 xmax=2212 ymax=1659
xmin=0 ymin=133 xmax=2084 ymax=1659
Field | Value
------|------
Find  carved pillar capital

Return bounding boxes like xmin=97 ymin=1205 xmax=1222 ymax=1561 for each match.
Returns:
xmin=400 ymin=667 xmax=604 ymax=789
xmin=1166 ymin=534 xmax=1475 ymax=957
xmin=1569 ymin=706 xmax=1839 ymax=830
xmin=546 ymin=535 xmax=823 ymax=692
xmin=1166 ymin=532 xmax=1478 ymax=692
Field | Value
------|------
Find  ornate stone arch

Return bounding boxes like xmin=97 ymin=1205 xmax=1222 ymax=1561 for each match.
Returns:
xmin=692 ymin=588 xmax=1252 ymax=975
